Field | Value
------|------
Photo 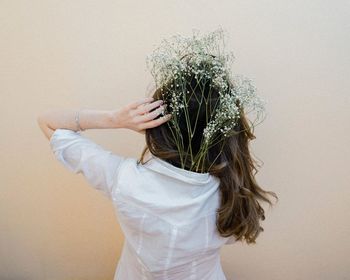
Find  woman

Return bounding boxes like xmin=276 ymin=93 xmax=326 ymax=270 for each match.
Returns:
xmin=37 ymin=28 xmax=278 ymax=279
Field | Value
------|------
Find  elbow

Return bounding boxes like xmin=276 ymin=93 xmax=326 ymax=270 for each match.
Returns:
xmin=37 ymin=110 xmax=53 ymax=127
xmin=36 ymin=113 xmax=47 ymax=128
xmin=36 ymin=114 xmax=43 ymax=125
xmin=36 ymin=112 xmax=52 ymax=134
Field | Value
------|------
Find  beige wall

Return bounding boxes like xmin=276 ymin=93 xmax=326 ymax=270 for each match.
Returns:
xmin=1 ymin=1 xmax=349 ymax=279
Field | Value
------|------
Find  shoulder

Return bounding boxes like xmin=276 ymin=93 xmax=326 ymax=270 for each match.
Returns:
xmin=111 ymin=156 xmax=141 ymax=192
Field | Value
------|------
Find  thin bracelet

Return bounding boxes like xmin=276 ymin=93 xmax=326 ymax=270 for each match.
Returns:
xmin=75 ymin=110 xmax=85 ymax=131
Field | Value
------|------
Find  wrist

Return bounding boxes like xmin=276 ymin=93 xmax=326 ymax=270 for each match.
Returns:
xmin=111 ymin=110 xmax=123 ymax=129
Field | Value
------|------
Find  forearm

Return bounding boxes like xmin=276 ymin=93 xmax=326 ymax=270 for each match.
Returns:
xmin=37 ymin=108 xmax=120 ymax=132
xmin=37 ymin=97 xmax=170 ymax=140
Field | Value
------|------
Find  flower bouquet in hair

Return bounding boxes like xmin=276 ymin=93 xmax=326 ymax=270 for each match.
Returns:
xmin=145 ymin=27 xmax=267 ymax=173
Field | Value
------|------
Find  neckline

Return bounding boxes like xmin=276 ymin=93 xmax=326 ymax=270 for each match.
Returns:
xmin=149 ymin=155 xmax=212 ymax=184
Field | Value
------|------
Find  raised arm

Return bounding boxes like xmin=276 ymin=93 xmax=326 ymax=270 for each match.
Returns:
xmin=37 ymin=97 xmax=172 ymax=140
xmin=38 ymin=97 xmax=172 ymax=198
xmin=37 ymin=109 xmax=116 ymax=140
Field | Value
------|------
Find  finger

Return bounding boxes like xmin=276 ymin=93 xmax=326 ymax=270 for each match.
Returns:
xmin=142 ymin=114 xmax=172 ymax=129
xmin=138 ymin=104 xmax=167 ymax=122
xmin=137 ymin=99 xmax=164 ymax=115
xmin=127 ymin=97 xmax=154 ymax=110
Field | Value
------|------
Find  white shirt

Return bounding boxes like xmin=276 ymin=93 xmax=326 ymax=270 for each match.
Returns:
xmin=50 ymin=128 xmax=236 ymax=280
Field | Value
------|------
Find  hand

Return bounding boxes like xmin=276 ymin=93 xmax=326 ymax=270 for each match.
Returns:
xmin=112 ymin=97 xmax=172 ymax=134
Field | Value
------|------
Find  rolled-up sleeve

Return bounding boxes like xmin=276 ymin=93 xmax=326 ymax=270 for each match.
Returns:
xmin=49 ymin=128 xmax=126 ymax=199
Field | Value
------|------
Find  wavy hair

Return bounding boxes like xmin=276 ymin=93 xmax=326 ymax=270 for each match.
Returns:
xmin=137 ymin=72 xmax=278 ymax=244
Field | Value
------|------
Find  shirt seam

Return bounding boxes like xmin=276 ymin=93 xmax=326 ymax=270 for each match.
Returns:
xmin=111 ymin=156 xmax=130 ymax=196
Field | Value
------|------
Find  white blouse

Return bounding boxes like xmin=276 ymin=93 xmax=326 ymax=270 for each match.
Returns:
xmin=50 ymin=128 xmax=236 ymax=280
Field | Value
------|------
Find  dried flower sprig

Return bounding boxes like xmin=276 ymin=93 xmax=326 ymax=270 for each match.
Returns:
xmin=146 ymin=27 xmax=267 ymax=172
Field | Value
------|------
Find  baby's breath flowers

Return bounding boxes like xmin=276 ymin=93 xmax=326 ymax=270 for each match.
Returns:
xmin=146 ymin=27 xmax=266 ymax=172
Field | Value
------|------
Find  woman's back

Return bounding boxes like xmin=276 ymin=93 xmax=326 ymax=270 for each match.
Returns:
xmin=113 ymin=156 xmax=233 ymax=279
xmin=50 ymin=128 xmax=235 ymax=280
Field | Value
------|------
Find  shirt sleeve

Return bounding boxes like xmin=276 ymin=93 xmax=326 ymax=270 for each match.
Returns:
xmin=49 ymin=128 xmax=126 ymax=199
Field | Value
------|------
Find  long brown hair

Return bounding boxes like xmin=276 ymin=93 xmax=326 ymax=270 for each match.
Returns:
xmin=137 ymin=72 xmax=278 ymax=245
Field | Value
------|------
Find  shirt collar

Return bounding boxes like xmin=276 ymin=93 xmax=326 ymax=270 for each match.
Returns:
xmin=144 ymin=155 xmax=215 ymax=185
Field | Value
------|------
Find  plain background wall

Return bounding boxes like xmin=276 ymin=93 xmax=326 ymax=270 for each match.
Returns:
xmin=1 ymin=1 xmax=349 ymax=279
